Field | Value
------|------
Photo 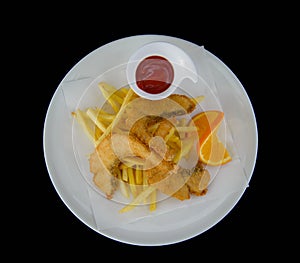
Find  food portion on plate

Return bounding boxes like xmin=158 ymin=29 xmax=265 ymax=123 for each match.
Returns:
xmin=72 ymin=82 xmax=232 ymax=213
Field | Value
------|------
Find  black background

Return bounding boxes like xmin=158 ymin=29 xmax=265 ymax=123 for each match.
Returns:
xmin=10 ymin=4 xmax=288 ymax=260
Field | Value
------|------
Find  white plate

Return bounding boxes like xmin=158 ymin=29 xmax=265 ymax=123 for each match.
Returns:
xmin=43 ymin=35 xmax=258 ymax=246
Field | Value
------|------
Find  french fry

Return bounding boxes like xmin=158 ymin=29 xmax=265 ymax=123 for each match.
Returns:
xmin=119 ymin=163 xmax=129 ymax=169
xmin=135 ymin=166 xmax=143 ymax=185
xmin=172 ymin=138 xmax=194 ymax=163
xmin=128 ymin=167 xmax=137 ymax=197
xmin=121 ymin=166 xmax=128 ymax=182
xmin=173 ymin=150 xmax=181 ymax=163
xmin=181 ymin=138 xmax=194 ymax=157
xmin=117 ymin=170 xmax=130 ymax=199
xmin=116 ymin=87 xmax=129 ymax=98
xmin=149 ymin=189 xmax=157 ymax=211
xmin=98 ymin=82 xmax=124 ymax=104
xmin=148 ymin=122 xmax=160 ymax=133
xmin=110 ymin=92 xmax=124 ymax=105
xmin=94 ymin=126 xmax=103 ymax=141
xmin=95 ymin=88 xmax=134 ymax=146
xmin=86 ymin=108 xmax=107 ymax=132
xmin=96 ymin=110 xmax=115 ymax=122
xmin=98 ymin=82 xmax=117 ymax=93
xmin=142 ymin=170 xmax=148 ymax=189
xmin=98 ymin=82 xmax=128 ymax=99
xmin=176 ymin=126 xmax=198 ymax=133
xmin=164 ymin=127 xmax=175 ymax=142
xmin=142 ymin=170 xmax=149 ymax=204
xmin=119 ymin=186 xmax=156 ymax=213
xmin=168 ymin=134 xmax=181 ymax=148
xmin=100 ymin=88 xmax=121 ymax=113
xmin=192 ymin=95 xmax=205 ymax=104
xmin=72 ymin=110 xmax=97 ymax=143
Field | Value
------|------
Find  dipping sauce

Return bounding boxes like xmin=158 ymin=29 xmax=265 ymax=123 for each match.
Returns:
xmin=135 ymin=55 xmax=174 ymax=94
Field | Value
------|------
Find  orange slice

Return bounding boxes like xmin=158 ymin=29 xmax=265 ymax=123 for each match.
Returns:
xmin=191 ymin=111 xmax=232 ymax=166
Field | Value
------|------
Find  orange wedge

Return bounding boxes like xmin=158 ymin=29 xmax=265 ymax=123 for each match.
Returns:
xmin=191 ymin=111 xmax=232 ymax=166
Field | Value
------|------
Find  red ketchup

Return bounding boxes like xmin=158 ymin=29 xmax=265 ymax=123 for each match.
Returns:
xmin=135 ymin=55 xmax=174 ymax=94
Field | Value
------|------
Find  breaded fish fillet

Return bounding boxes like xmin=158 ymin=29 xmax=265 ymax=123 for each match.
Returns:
xmin=145 ymin=166 xmax=190 ymax=201
xmin=89 ymin=147 xmax=117 ymax=199
xmin=168 ymin=94 xmax=196 ymax=115
xmin=90 ymin=133 xmax=150 ymax=175
xmin=89 ymin=133 xmax=150 ymax=198
xmin=130 ymin=116 xmax=177 ymax=161
xmin=123 ymin=94 xmax=196 ymax=126
xmin=146 ymin=161 xmax=211 ymax=201
xmin=181 ymin=162 xmax=210 ymax=196
xmin=185 ymin=162 xmax=210 ymax=196
xmin=130 ymin=116 xmax=161 ymax=146
xmin=89 ymin=133 xmax=176 ymax=198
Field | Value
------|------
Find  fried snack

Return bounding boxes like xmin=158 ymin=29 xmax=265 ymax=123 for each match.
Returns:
xmin=73 ymin=82 xmax=210 ymax=212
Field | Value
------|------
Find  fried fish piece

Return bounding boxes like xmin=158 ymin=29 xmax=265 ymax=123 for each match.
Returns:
xmin=89 ymin=147 xmax=118 ymax=199
xmin=92 ymin=171 xmax=118 ymax=200
xmin=186 ymin=169 xmax=210 ymax=196
xmin=129 ymin=116 xmax=162 ymax=145
xmin=90 ymin=133 xmax=150 ymax=174
xmin=153 ymin=118 xmax=174 ymax=139
xmin=146 ymin=161 xmax=211 ymax=201
xmin=89 ymin=133 xmax=150 ymax=198
xmin=130 ymin=116 xmax=177 ymax=161
xmin=89 ymin=132 xmax=176 ymax=198
xmin=123 ymin=93 xmax=196 ymax=125
xmin=168 ymin=94 xmax=196 ymax=115
xmin=183 ymin=162 xmax=210 ymax=196
xmin=153 ymin=119 xmax=178 ymax=161
xmin=145 ymin=164 xmax=190 ymax=201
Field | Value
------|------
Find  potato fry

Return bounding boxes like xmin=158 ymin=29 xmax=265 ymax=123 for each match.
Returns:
xmin=98 ymin=82 xmax=124 ymax=104
xmin=121 ymin=166 xmax=128 ymax=182
xmin=142 ymin=170 xmax=148 ymax=189
xmin=128 ymin=167 xmax=137 ymax=197
xmin=100 ymin=88 xmax=121 ymax=113
xmin=164 ymin=127 xmax=175 ymax=142
xmin=176 ymin=126 xmax=198 ymax=133
xmin=72 ymin=110 xmax=97 ymax=143
xmin=135 ymin=166 xmax=143 ymax=185
xmin=94 ymin=126 xmax=103 ymax=141
xmin=173 ymin=150 xmax=181 ymax=163
xmin=168 ymin=134 xmax=181 ymax=148
xmin=173 ymin=138 xmax=194 ymax=163
xmin=119 ymin=186 xmax=156 ymax=213
xmin=192 ymin=95 xmax=205 ymax=103
xmin=110 ymin=92 xmax=124 ymax=105
xmin=148 ymin=122 xmax=160 ymax=133
xmin=96 ymin=110 xmax=115 ymax=122
xmin=86 ymin=108 xmax=107 ymax=132
xmin=181 ymin=138 xmax=194 ymax=157
xmin=98 ymin=82 xmax=118 ymax=93
xmin=95 ymin=88 xmax=134 ymax=146
xmin=116 ymin=169 xmax=130 ymax=199
xmin=149 ymin=189 xmax=157 ymax=211
xmin=116 ymin=87 xmax=129 ymax=98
